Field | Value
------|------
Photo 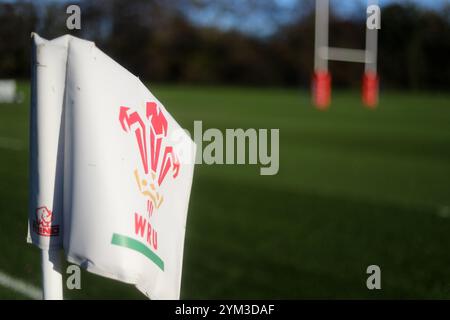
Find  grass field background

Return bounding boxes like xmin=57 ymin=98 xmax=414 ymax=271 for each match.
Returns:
xmin=0 ymin=82 xmax=449 ymax=299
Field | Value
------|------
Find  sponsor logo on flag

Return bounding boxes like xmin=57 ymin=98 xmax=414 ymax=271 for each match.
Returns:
xmin=33 ymin=206 xmax=59 ymax=236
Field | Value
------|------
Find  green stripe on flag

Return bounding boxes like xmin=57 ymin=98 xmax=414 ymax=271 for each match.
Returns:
xmin=111 ymin=233 xmax=164 ymax=271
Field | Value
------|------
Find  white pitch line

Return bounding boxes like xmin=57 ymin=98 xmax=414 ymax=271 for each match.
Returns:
xmin=0 ymin=136 xmax=25 ymax=151
xmin=0 ymin=270 xmax=42 ymax=300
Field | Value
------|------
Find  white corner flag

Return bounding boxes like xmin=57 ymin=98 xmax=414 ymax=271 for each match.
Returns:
xmin=28 ymin=33 xmax=196 ymax=300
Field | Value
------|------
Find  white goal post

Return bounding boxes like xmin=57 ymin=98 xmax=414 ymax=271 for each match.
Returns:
xmin=313 ymin=0 xmax=379 ymax=109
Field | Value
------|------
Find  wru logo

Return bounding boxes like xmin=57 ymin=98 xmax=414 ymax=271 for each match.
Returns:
xmin=110 ymin=102 xmax=177 ymax=272
xmin=119 ymin=102 xmax=180 ymax=213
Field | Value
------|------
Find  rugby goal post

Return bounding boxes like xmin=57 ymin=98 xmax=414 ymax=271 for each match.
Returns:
xmin=313 ymin=0 xmax=379 ymax=109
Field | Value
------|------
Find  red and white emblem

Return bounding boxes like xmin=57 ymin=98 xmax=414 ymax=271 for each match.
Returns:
xmin=119 ymin=102 xmax=180 ymax=212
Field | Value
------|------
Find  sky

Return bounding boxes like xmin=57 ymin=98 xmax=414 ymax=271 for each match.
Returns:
xmin=332 ymin=0 xmax=449 ymax=15
xmin=3 ymin=0 xmax=448 ymax=9
xmin=340 ymin=0 xmax=448 ymax=9
xmin=2 ymin=0 xmax=449 ymax=37
xmin=187 ymin=0 xmax=449 ymax=37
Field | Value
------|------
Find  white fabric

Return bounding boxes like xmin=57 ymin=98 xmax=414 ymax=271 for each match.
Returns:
xmin=28 ymin=33 xmax=196 ymax=299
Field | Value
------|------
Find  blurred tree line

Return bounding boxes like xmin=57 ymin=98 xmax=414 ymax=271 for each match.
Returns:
xmin=0 ymin=0 xmax=449 ymax=90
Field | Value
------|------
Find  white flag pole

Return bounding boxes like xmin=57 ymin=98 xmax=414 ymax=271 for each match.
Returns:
xmin=41 ymin=249 xmax=63 ymax=300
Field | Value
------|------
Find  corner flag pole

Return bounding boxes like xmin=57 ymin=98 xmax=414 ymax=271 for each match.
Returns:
xmin=41 ymin=249 xmax=63 ymax=300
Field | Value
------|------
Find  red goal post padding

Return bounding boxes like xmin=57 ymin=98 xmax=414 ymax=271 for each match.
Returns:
xmin=362 ymin=72 xmax=379 ymax=108
xmin=312 ymin=71 xmax=331 ymax=110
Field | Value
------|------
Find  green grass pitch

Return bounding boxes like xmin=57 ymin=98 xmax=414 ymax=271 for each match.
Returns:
xmin=0 ymin=82 xmax=449 ymax=299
